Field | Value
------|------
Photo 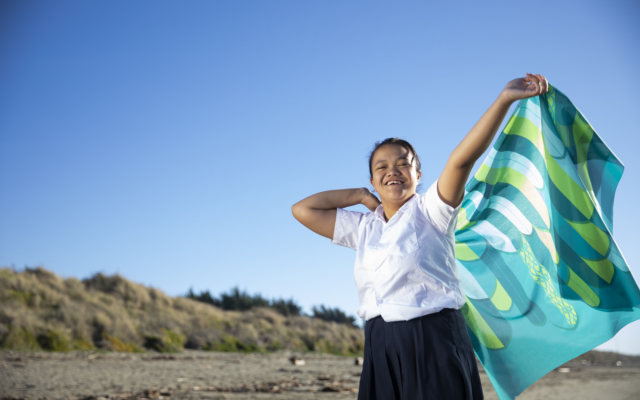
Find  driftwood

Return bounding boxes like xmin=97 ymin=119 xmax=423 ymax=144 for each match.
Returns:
xmin=289 ymin=355 xmax=306 ymax=366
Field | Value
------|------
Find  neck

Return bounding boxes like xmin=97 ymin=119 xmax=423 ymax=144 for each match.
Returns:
xmin=381 ymin=195 xmax=414 ymax=221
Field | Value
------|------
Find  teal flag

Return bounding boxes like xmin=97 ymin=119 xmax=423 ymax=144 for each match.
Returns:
xmin=455 ymin=85 xmax=640 ymax=399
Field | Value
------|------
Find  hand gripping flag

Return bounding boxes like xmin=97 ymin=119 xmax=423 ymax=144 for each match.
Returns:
xmin=455 ymin=85 xmax=640 ymax=400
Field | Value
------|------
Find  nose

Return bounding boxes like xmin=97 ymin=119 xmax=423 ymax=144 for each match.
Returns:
xmin=387 ymin=165 xmax=401 ymax=176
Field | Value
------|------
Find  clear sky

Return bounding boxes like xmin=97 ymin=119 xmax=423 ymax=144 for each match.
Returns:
xmin=1 ymin=1 xmax=639 ymax=354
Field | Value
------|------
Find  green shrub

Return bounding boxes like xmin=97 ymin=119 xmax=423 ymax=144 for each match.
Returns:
xmin=300 ymin=334 xmax=316 ymax=351
xmin=267 ymin=339 xmax=283 ymax=351
xmin=105 ymin=334 xmax=143 ymax=352
xmin=1 ymin=327 xmax=40 ymax=350
xmin=7 ymin=290 xmax=36 ymax=306
xmin=71 ymin=339 xmax=95 ymax=351
xmin=144 ymin=329 xmax=185 ymax=353
xmin=37 ymin=329 xmax=70 ymax=351
xmin=291 ymin=338 xmax=306 ymax=351
xmin=205 ymin=335 xmax=260 ymax=352
xmin=348 ymin=340 xmax=364 ymax=355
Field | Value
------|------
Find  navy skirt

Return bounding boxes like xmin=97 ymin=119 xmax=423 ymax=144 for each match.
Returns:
xmin=358 ymin=309 xmax=484 ymax=400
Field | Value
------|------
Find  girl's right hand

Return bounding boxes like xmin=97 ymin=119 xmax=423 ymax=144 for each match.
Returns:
xmin=361 ymin=188 xmax=381 ymax=212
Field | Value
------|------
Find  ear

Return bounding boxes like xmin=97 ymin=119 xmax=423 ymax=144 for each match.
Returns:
xmin=417 ymin=170 xmax=422 ymax=181
xmin=370 ymin=177 xmax=374 ymax=186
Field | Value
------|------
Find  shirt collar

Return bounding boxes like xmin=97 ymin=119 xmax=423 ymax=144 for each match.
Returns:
xmin=374 ymin=194 xmax=418 ymax=222
xmin=374 ymin=204 xmax=386 ymax=221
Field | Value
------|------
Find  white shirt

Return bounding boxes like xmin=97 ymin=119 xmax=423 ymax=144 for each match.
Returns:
xmin=332 ymin=180 xmax=466 ymax=322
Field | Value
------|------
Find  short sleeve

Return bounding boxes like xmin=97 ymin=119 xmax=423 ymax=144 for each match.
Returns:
xmin=419 ymin=180 xmax=461 ymax=236
xmin=331 ymin=208 xmax=364 ymax=250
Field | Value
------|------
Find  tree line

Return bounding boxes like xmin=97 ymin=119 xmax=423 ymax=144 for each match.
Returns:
xmin=184 ymin=286 xmax=359 ymax=328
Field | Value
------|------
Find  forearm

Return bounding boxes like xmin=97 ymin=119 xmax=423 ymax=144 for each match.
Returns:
xmin=291 ymin=188 xmax=373 ymax=239
xmin=437 ymin=73 xmax=547 ymax=207
xmin=449 ymin=92 xmax=514 ymax=168
xmin=293 ymin=188 xmax=368 ymax=212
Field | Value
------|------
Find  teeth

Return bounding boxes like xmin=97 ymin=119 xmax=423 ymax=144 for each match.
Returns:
xmin=386 ymin=181 xmax=402 ymax=185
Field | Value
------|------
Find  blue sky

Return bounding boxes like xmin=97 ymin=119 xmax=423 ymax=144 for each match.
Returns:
xmin=1 ymin=1 xmax=639 ymax=354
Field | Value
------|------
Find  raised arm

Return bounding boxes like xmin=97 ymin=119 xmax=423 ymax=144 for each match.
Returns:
xmin=438 ymin=73 xmax=549 ymax=207
xmin=291 ymin=188 xmax=381 ymax=239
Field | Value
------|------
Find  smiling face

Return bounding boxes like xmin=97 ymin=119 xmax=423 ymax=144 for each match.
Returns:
xmin=369 ymin=143 xmax=421 ymax=205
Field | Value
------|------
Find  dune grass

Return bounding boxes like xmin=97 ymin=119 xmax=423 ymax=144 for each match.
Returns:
xmin=0 ymin=267 xmax=364 ymax=355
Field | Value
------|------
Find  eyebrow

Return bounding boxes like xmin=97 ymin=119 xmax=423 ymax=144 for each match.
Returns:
xmin=374 ymin=156 xmax=412 ymax=166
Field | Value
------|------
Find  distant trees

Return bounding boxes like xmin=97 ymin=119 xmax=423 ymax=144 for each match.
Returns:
xmin=269 ymin=298 xmax=303 ymax=318
xmin=184 ymin=287 xmax=358 ymax=328
xmin=184 ymin=286 xmax=301 ymax=317
xmin=312 ymin=305 xmax=358 ymax=328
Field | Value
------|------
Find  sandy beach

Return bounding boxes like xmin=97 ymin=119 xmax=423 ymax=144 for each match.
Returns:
xmin=1 ymin=350 xmax=638 ymax=400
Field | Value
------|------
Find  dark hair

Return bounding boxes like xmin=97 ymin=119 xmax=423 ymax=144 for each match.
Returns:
xmin=368 ymin=138 xmax=422 ymax=178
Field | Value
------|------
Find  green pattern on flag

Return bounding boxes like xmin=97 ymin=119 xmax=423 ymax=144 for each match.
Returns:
xmin=455 ymin=85 xmax=640 ymax=400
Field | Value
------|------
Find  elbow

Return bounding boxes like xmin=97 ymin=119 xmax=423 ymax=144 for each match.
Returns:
xmin=291 ymin=202 xmax=305 ymax=222
xmin=292 ymin=202 xmax=315 ymax=226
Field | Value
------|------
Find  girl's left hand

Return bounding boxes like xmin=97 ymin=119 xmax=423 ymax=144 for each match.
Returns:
xmin=501 ymin=73 xmax=549 ymax=103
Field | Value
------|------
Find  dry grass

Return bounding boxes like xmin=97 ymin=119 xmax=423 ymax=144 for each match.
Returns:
xmin=0 ymin=267 xmax=364 ymax=355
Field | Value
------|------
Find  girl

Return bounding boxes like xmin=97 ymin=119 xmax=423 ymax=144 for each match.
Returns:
xmin=292 ymin=73 xmax=549 ymax=399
